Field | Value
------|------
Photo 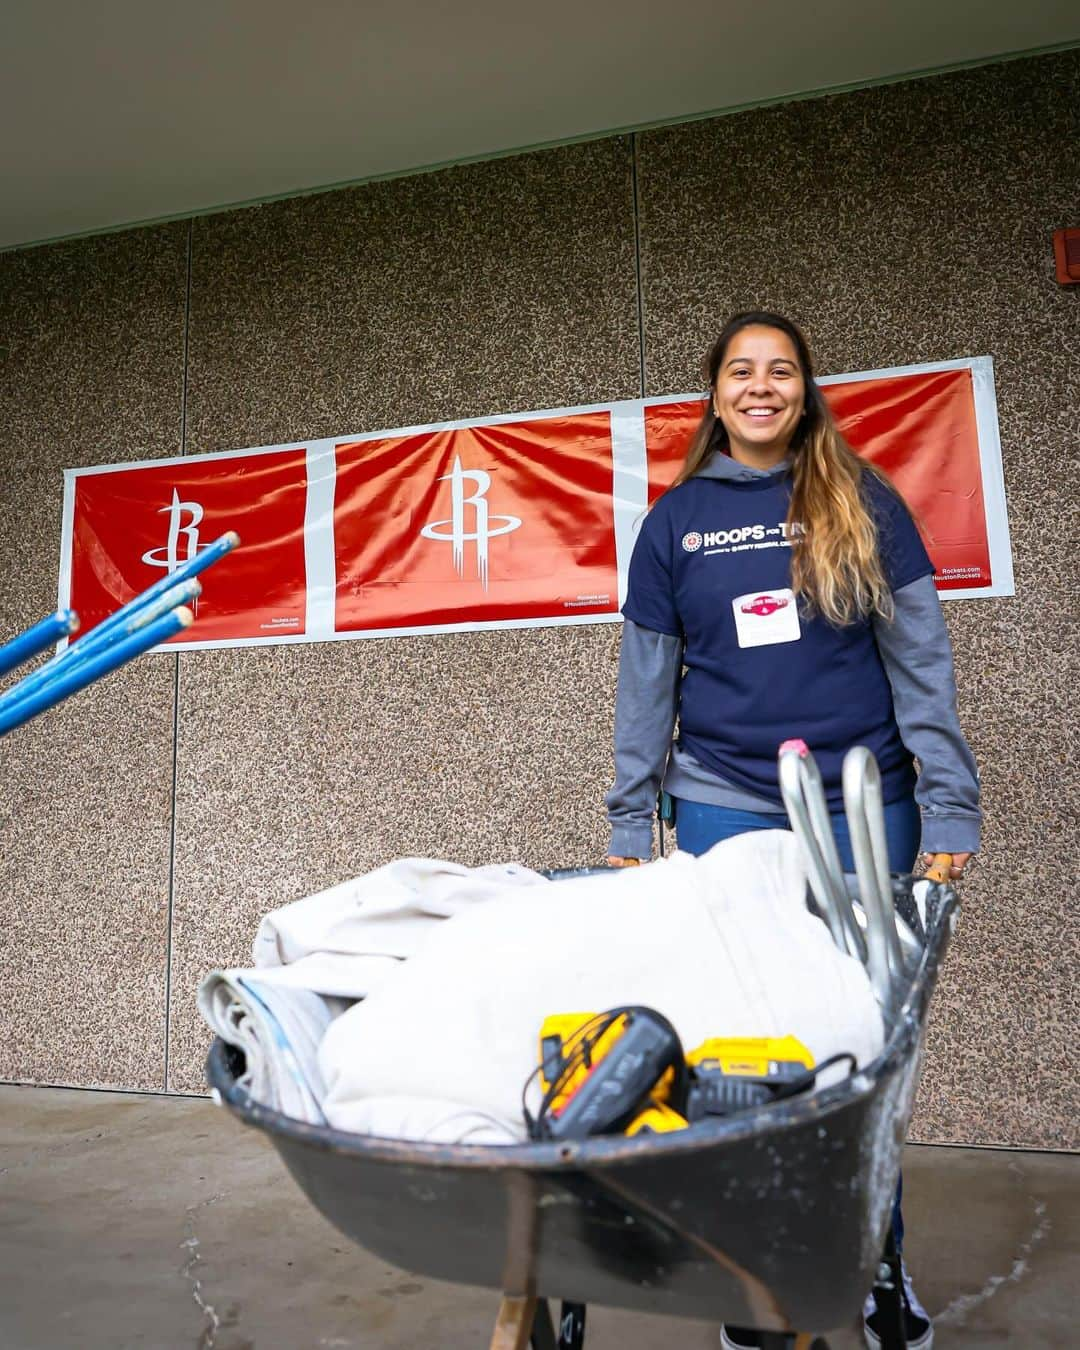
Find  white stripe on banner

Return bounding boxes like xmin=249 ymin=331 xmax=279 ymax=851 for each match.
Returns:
xmin=303 ymin=440 xmax=338 ymax=640
xmin=55 ymin=469 xmax=77 ymax=652
xmin=965 ymin=357 xmax=1014 ymax=600
xmin=609 ymin=402 xmax=649 ymax=610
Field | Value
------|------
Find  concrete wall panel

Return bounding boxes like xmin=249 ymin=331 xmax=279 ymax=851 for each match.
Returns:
xmin=166 ymin=139 xmax=639 ymax=1090
xmin=0 ymin=225 xmax=189 ymax=1089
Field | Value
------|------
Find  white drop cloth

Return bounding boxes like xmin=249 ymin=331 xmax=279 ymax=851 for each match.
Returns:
xmin=199 ymin=858 xmax=549 ymax=1121
xmin=251 ymin=857 xmax=548 ymax=997
xmin=198 ymin=973 xmax=349 ymax=1124
xmin=318 ymin=831 xmax=884 ymax=1142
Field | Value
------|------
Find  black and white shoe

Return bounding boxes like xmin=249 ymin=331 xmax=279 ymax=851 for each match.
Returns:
xmin=719 ymin=1327 xmax=762 ymax=1349
xmin=863 ymin=1259 xmax=934 ymax=1348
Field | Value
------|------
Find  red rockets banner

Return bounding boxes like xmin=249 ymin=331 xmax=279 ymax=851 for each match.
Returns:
xmin=332 ymin=413 xmax=619 ymax=635
xmin=59 ymin=357 xmax=1013 ymax=650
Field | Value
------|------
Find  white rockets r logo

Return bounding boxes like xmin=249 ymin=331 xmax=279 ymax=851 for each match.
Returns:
xmin=142 ymin=490 xmax=209 ymax=609
xmin=142 ymin=489 xmax=206 ymax=573
xmin=420 ymin=456 xmax=521 ymax=590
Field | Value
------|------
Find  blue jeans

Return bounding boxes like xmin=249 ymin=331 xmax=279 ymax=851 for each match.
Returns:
xmin=672 ymin=795 xmax=921 ymax=875
xmin=671 ymin=793 xmax=919 ymax=1250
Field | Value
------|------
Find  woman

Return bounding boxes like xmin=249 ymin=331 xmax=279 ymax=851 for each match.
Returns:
xmin=605 ymin=312 xmax=980 ymax=1349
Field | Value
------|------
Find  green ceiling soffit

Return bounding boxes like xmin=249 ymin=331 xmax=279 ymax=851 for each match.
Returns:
xmin=4 ymin=37 xmax=1078 ymax=254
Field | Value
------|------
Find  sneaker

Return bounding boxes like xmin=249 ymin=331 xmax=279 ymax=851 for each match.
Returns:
xmin=720 ymin=1328 xmax=762 ymax=1349
xmin=863 ymin=1259 xmax=933 ymax=1348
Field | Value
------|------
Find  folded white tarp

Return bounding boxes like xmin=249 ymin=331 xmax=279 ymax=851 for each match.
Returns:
xmin=198 ymin=973 xmax=349 ymax=1124
xmin=317 ymin=831 xmax=884 ymax=1143
xmin=199 ymin=858 xmax=549 ymax=1124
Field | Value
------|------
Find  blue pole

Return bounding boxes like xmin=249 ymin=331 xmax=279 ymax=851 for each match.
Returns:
xmin=67 ymin=529 xmax=238 ymax=655
xmin=0 ymin=606 xmax=194 ymax=738
xmin=2 ymin=577 xmax=201 ymax=715
xmin=72 ymin=575 xmax=201 ymax=661
xmin=0 ymin=610 xmax=79 ymax=680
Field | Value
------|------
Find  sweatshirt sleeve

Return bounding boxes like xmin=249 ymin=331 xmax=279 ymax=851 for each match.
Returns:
xmin=605 ymin=619 xmax=683 ymax=858
xmin=621 ymin=499 xmax=683 ymax=637
xmin=872 ymin=574 xmax=982 ymax=853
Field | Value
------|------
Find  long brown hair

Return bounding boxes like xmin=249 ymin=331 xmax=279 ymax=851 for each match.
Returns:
xmin=672 ymin=311 xmax=895 ymax=625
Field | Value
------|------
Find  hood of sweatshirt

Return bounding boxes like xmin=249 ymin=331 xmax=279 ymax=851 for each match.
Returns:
xmin=693 ymin=451 xmax=791 ymax=483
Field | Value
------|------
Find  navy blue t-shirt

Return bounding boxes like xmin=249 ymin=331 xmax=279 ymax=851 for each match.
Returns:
xmin=623 ymin=470 xmax=934 ymax=808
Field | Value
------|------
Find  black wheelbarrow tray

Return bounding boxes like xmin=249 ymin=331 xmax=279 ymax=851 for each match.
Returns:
xmin=206 ymin=876 xmax=957 ymax=1349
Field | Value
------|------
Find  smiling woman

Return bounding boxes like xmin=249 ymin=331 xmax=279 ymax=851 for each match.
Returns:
xmin=604 ymin=308 xmax=983 ymax=1349
xmin=605 ymin=306 xmax=980 ymax=870
xmin=711 ymin=325 xmax=805 ymax=468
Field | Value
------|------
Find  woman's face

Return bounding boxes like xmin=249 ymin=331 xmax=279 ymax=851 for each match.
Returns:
xmin=712 ymin=325 xmax=806 ymax=467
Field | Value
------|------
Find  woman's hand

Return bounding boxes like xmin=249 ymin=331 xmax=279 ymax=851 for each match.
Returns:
xmin=605 ymin=855 xmax=643 ymax=868
xmin=922 ymin=851 xmax=974 ymax=880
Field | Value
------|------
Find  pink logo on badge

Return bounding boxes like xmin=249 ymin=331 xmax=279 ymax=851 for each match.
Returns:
xmin=741 ymin=594 xmax=789 ymax=617
xmin=682 ymin=531 xmax=703 ymax=553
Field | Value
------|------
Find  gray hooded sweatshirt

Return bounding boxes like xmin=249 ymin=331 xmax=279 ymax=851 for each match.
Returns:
xmin=605 ymin=453 xmax=981 ymax=859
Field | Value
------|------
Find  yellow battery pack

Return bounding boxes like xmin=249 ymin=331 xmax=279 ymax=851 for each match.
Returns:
xmin=624 ymin=1101 xmax=689 ymax=1136
xmin=687 ymin=1034 xmax=815 ymax=1078
xmin=535 ymin=1017 xmax=816 ymax=1136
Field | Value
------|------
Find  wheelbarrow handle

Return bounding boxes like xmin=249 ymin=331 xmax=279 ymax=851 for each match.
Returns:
xmin=924 ymin=854 xmax=954 ymax=884
xmin=842 ymin=746 xmax=905 ymax=1008
xmin=778 ymin=739 xmax=865 ymax=962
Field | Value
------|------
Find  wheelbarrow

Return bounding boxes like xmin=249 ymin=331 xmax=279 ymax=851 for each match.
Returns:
xmin=206 ymin=747 xmax=959 ymax=1350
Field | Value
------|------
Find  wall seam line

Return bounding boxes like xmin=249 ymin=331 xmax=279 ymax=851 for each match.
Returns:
xmin=630 ymin=132 xmax=647 ymax=398
xmin=163 ymin=219 xmax=194 ymax=1092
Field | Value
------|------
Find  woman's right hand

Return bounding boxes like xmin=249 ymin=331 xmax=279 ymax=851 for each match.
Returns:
xmin=605 ymin=856 xmax=643 ymax=867
xmin=922 ymin=851 xmax=974 ymax=881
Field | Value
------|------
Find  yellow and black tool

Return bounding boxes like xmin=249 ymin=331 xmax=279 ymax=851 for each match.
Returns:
xmin=527 ymin=1010 xmax=822 ymax=1142
xmin=623 ymin=1100 xmax=690 ymax=1137
xmin=685 ymin=1035 xmax=816 ymax=1121
xmin=527 ymin=1007 xmax=687 ymax=1140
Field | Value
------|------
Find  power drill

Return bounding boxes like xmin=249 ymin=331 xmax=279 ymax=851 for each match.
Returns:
xmin=526 ymin=1011 xmax=818 ymax=1141
xmin=528 ymin=1008 xmax=686 ymax=1140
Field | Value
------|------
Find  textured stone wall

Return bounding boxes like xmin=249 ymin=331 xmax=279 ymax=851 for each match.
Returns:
xmin=0 ymin=227 xmax=188 ymax=1089
xmin=1 ymin=51 xmax=1076 ymax=1145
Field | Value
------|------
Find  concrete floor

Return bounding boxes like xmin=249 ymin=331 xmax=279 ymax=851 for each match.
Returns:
xmin=0 ymin=1085 xmax=1075 ymax=1350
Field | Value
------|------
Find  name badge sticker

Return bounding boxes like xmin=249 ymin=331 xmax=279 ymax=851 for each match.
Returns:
xmin=732 ymin=588 xmax=801 ymax=648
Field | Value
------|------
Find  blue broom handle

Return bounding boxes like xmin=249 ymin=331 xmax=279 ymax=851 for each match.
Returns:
xmin=0 ymin=606 xmax=194 ymax=738
xmin=0 ymin=610 xmax=79 ymax=680
xmin=1 ymin=576 xmax=202 ymax=718
xmin=72 ymin=575 xmax=201 ymax=660
xmin=69 ymin=529 xmax=238 ymax=654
